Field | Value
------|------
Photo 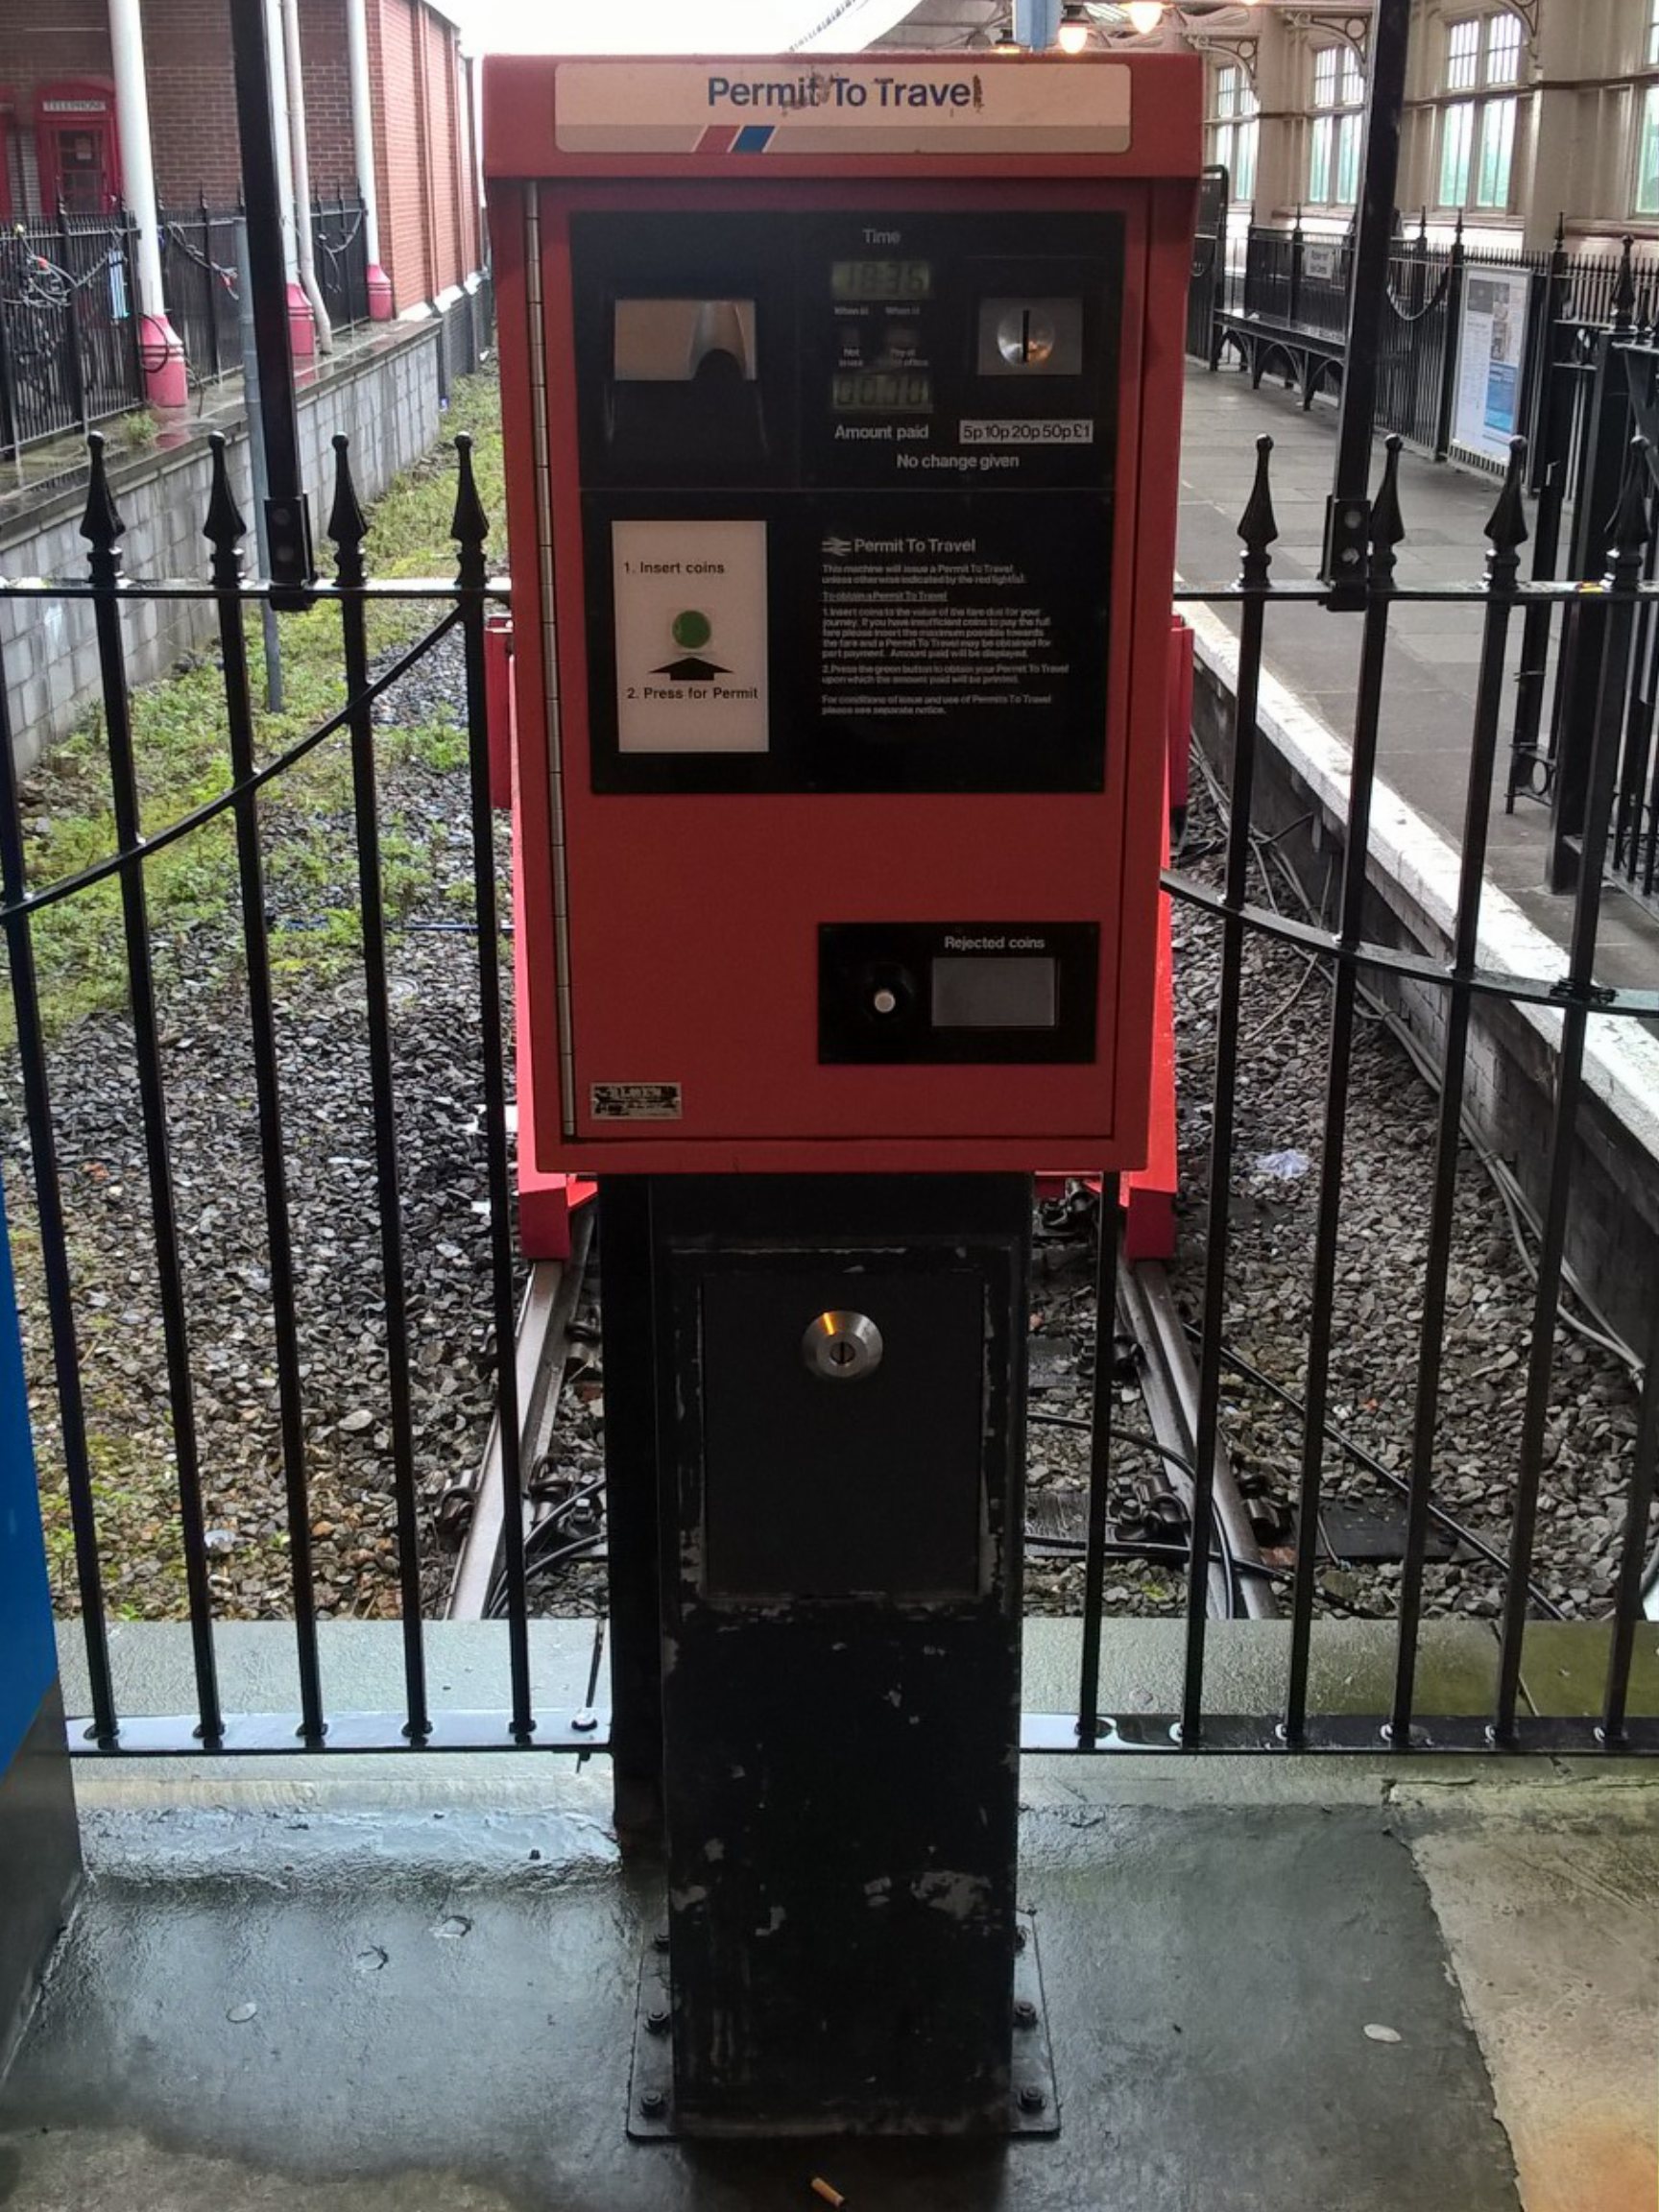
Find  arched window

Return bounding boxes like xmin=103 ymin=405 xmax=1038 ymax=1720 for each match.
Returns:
xmin=1308 ymin=44 xmax=1364 ymax=208
xmin=1209 ymin=62 xmax=1259 ymax=204
xmin=1437 ymin=12 xmax=1524 ymax=213
xmin=1635 ymin=0 xmax=1659 ymax=216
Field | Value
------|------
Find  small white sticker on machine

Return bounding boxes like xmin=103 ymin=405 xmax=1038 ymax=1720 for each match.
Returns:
xmin=612 ymin=519 xmax=769 ymax=752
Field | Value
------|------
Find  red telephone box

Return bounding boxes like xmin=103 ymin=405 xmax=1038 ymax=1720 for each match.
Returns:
xmin=34 ymin=83 xmax=121 ymax=213
xmin=487 ymin=51 xmax=1200 ymax=1180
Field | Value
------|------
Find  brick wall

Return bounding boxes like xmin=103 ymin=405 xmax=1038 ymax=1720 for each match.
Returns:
xmin=423 ymin=6 xmax=459 ymax=297
xmin=0 ymin=0 xmax=111 ymax=216
xmin=141 ymin=0 xmax=240 ymax=205
xmin=370 ymin=0 xmax=430 ymax=311
xmin=0 ymin=0 xmax=479 ymax=307
xmin=299 ymin=0 xmax=355 ymax=200
xmin=144 ymin=0 xmax=355 ymax=213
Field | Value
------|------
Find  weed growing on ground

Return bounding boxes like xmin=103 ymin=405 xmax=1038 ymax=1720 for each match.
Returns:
xmin=1 ymin=368 xmax=505 ymax=1048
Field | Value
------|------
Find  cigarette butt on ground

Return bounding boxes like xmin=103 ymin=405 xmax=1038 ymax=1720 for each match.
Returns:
xmin=809 ymin=2180 xmax=846 ymax=2208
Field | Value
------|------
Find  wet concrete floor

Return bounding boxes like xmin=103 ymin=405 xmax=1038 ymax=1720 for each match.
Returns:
xmin=4 ymin=1751 xmax=1653 ymax=2212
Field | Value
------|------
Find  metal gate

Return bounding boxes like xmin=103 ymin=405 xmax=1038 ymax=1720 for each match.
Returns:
xmin=1 ymin=417 xmax=1654 ymax=1764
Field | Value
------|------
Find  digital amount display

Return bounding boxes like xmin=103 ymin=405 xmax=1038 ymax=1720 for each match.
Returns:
xmin=831 ymin=371 xmax=934 ymax=414
xmin=831 ymin=259 xmax=933 ymax=301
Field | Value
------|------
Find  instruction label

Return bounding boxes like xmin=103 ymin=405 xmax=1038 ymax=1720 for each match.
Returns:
xmin=612 ymin=519 xmax=768 ymax=753
xmin=818 ymin=517 xmax=1091 ymax=732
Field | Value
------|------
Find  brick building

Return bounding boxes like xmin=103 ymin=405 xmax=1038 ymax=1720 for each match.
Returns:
xmin=0 ymin=0 xmax=483 ymax=401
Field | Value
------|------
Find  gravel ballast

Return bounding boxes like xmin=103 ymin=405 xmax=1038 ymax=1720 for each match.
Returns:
xmin=2 ymin=620 xmax=1648 ymax=1634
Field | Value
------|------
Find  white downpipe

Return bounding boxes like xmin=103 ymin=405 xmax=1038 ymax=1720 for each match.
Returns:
xmin=107 ymin=0 xmax=164 ymax=314
xmin=107 ymin=0 xmax=185 ymax=406
xmin=280 ymin=0 xmax=333 ymax=352
xmin=346 ymin=0 xmax=384 ymax=273
xmin=262 ymin=0 xmax=300 ymax=285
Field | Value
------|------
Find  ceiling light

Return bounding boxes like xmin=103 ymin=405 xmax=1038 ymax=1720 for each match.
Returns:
xmin=1057 ymin=6 xmax=1091 ymax=53
xmin=1125 ymin=1 xmax=1165 ymax=33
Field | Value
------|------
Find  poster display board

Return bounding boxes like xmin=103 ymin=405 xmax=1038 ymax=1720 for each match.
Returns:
xmin=1453 ymin=264 xmax=1533 ymax=465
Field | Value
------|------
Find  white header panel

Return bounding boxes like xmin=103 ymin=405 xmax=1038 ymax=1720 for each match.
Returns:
xmin=554 ymin=60 xmax=1132 ymax=156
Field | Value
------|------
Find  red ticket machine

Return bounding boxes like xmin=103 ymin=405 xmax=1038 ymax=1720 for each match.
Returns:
xmin=486 ymin=51 xmax=1201 ymax=2142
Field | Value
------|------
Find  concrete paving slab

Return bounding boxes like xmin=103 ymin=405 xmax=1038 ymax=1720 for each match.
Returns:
xmin=1022 ymin=1615 xmax=1503 ymax=1721
xmin=1408 ymin=1808 xmax=1659 ymax=2212
xmin=1516 ymin=1620 xmax=1659 ymax=1719
xmin=57 ymin=1619 xmax=603 ymax=1726
xmin=0 ymin=1793 xmax=1525 ymax=2212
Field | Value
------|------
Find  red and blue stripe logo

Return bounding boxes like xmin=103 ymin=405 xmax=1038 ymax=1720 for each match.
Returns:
xmin=695 ymin=122 xmax=777 ymax=153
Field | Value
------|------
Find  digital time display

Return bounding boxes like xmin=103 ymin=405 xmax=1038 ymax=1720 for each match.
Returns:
xmin=831 ymin=259 xmax=933 ymax=301
xmin=831 ymin=371 xmax=934 ymax=414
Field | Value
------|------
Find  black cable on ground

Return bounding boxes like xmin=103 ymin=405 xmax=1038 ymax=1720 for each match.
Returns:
xmin=1183 ymin=1322 xmax=1567 ymax=1621
xmin=1028 ymin=1408 xmax=1241 ymax=1620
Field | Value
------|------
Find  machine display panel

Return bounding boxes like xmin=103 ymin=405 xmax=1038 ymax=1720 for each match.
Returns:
xmin=568 ymin=207 xmax=1123 ymax=798
xmin=830 ymin=369 xmax=934 ymax=412
xmin=830 ymin=257 xmax=933 ymax=301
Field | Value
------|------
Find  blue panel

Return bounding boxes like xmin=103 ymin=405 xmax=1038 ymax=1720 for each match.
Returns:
xmin=0 ymin=1166 xmax=57 ymax=1772
xmin=1012 ymin=0 xmax=1062 ymax=47
xmin=733 ymin=125 xmax=775 ymax=153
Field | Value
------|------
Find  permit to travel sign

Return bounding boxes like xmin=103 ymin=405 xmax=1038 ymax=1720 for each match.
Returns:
xmin=554 ymin=60 xmax=1133 ymax=155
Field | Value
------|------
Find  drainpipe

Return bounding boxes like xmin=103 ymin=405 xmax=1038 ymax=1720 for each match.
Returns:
xmin=279 ymin=0 xmax=333 ymax=354
xmin=261 ymin=0 xmax=315 ymax=361
xmin=107 ymin=0 xmax=187 ymax=408
xmin=346 ymin=0 xmax=393 ymax=319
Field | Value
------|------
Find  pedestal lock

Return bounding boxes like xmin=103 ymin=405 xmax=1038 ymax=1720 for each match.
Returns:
xmin=802 ymin=1309 xmax=883 ymax=1381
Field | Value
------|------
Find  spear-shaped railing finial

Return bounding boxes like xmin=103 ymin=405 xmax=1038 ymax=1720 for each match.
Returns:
xmin=1238 ymin=434 xmax=1279 ymax=589
xmin=1483 ymin=438 xmax=1530 ymax=589
xmin=80 ymin=432 xmax=125 ymax=587
xmin=328 ymin=432 xmax=369 ymax=589
xmin=450 ymin=432 xmax=489 ymax=592
xmin=204 ymin=432 xmax=248 ymax=590
xmin=1369 ymin=433 xmax=1407 ymax=588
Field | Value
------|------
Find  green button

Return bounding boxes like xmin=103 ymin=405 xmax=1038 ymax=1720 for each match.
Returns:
xmin=671 ymin=609 xmax=712 ymax=650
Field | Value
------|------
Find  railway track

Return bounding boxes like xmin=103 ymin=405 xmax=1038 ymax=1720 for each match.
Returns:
xmin=444 ymin=1195 xmax=1272 ymax=1625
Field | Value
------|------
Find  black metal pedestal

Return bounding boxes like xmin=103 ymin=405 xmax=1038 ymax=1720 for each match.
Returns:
xmin=602 ymin=1174 xmax=1036 ymax=2138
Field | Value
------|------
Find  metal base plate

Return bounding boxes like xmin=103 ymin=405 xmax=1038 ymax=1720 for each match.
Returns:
xmin=627 ymin=1911 xmax=1059 ymax=2140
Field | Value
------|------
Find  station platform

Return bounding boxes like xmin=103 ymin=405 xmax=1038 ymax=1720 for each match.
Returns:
xmin=0 ymin=1618 xmax=1653 ymax=2212
xmin=1175 ymin=361 xmax=1659 ymax=1000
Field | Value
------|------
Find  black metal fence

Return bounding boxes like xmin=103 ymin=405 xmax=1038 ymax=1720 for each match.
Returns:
xmin=0 ymin=211 xmax=144 ymax=458
xmin=1187 ymin=164 xmax=1228 ymax=368
xmin=0 ymin=422 xmax=1654 ymax=1763
xmin=159 ymin=198 xmax=243 ymax=387
xmin=311 ymin=189 xmax=372 ymax=335
xmin=1197 ymin=216 xmax=1652 ymax=475
xmin=1478 ymin=241 xmax=1659 ymax=918
xmin=0 ymin=190 xmax=376 ymax=453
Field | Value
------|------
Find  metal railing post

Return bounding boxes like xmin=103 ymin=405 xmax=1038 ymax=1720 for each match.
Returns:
xmin=1326 ymin=0 xmax=1410 ymax=585
xmin=1288 ymin=209 xmax=1304 ymax=329
xmin=1432 ymin=213 xmax=1466 ymax=460
xmin=200 ymin=189 xmax=218 ymax=379
xmin=228 ymin=0 xmax=313 ymax=593
xmin=1550 ymin=246 xmax=1642 ymax=886
xmin=57 ymin=205 xmax=90 ymax=439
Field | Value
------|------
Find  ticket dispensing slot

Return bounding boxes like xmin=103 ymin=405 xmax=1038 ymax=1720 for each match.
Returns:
xmin=606 ymin=292 xmax=768 ymax=476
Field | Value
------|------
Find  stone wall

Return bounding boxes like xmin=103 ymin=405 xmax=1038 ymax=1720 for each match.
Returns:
xmin=2 ymin=324 xmax=444 ymax=778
